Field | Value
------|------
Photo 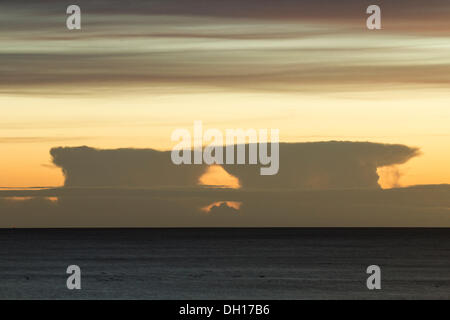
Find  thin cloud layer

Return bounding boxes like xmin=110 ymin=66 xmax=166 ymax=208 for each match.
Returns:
xmin=1 ymin=0 xmax=449 ymax=95
xmin=3 ymin=0 xmax=450 ymax=25
xmin=51 ymin=142 xmax=419 ymax=190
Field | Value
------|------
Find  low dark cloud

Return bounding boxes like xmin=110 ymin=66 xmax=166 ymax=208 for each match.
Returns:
xmin=0 ymin=185 xmax=449 ymax=227
xmin=51 ymin=142 xmax=419 ymax=190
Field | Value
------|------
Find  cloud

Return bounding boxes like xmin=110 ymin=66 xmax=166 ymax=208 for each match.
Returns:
xmin=50 ymin=142 xmax=419 ymax=190
xmin=223 ymin=142 xmax=419 ymax=189
xmin=0 ymin=185 xmax=449 ymax=227
xmin=50 ymin=146 xmax=206 ymax=188
xmin=1 ymin=1 xmax=449 ymax=95
xmin=3 ymin=51 xmax=449 ymax=95
xmin=377 ymin=165 xmax=403 ymax=189
xmin=3 ymin=0 xmax=450 ymax=24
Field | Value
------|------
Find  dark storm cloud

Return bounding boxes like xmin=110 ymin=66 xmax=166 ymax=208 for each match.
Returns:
xmin=50 ymin=142 xmax=419 ymax=190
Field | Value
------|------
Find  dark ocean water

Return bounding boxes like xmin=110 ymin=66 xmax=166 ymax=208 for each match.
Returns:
xmin=0 ymin=228 xmax=449 ymax=299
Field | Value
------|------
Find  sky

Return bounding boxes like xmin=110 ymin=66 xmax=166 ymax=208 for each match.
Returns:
xmin=1 ymin=0 xmax=450 ymax=189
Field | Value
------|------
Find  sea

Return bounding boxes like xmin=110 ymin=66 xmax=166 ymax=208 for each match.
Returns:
xmin=0 ymin=228 xmax=448 ymax=299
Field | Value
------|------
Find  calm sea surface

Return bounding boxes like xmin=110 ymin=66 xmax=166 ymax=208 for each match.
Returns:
xmin=0 ymin=228 xmax=449 ymax=299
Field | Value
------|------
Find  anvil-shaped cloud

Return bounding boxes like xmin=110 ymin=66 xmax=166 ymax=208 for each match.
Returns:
xmin=50 ymin=141 xmax=419 ymax=190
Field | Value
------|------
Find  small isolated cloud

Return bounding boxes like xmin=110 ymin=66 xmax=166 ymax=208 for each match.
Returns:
xmin=201 ymin=201 xmax=242 ymax=213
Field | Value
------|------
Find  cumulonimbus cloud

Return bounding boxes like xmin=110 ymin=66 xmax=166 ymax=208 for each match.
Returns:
xmin=50 ymin=146 xmax=205 ymax=188
xmin=50 ymin=141 xmax=419 ymax=190
xmin=222 ymin=141 xmax=419 ymax=189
